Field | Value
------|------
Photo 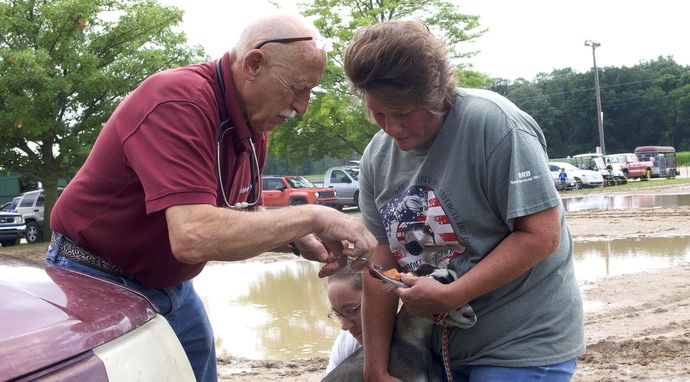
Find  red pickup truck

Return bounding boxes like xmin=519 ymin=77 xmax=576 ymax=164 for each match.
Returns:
xmin=261 ymin=175 xmax=338 ymax=208
xmin=604 ymin=153 xmax=654 ymax=180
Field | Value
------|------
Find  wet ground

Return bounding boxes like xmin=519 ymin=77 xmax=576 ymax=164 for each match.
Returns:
xmin=2 ymin=184 xmax=689 ymax=369
xmin=563 ymin=193 xmax=690 ymax=212
xmin=195 ymin=234 xmax=690 ymax=361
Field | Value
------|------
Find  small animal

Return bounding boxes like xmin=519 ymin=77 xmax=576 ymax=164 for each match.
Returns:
xmin=321 ymin=264 xmax=476 ymax=381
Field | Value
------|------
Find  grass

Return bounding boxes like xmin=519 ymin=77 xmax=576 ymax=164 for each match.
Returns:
xmin=1 ymin=242 xmax=46 ymax=253
xmin=558 ymin=177 xmax=690 ymax=196
xmin=0 ymin=242 xmax=47 ymax=264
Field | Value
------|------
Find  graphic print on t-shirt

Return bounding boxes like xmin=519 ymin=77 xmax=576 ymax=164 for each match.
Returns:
xmin=379 ymin=185 xmax=466 ymax=272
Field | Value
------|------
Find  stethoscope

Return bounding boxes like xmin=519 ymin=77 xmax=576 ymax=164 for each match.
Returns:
xmin=215 ymin=57 xmax=261 ymax=209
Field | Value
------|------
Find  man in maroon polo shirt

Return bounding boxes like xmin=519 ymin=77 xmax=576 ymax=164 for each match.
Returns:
xmin=48 ymin=12 xmax=376 ymax=382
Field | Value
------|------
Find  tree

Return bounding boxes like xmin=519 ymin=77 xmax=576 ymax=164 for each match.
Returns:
xmin=269 ymin=0 xmax=488 ymax=165
xmin=493 ymin=57 xmax=690 ymax=158
xmin=0 ymin=0 xmax=206 ymax=241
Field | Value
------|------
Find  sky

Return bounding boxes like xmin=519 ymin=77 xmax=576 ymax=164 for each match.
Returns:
xmin=159 ymin=0 xmax=690 ymax=81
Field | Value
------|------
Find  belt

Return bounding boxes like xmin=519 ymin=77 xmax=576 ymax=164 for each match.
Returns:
xmin=57 ymin=235 xmax=129 ymax=277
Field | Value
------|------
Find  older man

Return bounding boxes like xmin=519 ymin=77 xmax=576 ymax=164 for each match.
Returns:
xmin=48 ymin=13 xmax=375 ymax=381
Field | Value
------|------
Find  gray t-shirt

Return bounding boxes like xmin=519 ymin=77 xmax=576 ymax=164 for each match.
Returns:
xmin=359 ymin=88 xmax=584 ymax=367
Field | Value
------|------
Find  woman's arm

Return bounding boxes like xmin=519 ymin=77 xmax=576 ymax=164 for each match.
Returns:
xmin=398 ymin=206 xmax=561 ymax=316
xmin=362 ymin=244 xmax=404 ymax=382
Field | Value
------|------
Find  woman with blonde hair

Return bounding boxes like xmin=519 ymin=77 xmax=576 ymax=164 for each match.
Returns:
xmin=325 ymin=268 xmax=363 ymax=373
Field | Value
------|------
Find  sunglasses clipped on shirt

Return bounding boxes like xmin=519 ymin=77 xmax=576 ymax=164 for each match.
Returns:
xmin=327 ymin=303 xmax=361 ymax=323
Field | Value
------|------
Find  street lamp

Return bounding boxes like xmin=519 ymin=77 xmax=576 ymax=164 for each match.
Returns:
xmin=584 ymin=39 xmax=605 ymax=155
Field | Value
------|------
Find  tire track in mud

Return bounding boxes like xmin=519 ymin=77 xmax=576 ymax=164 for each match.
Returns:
xmin=585 ymin=297 xmax=690 ymax=341
xmin=567 ymin=206 xmax=690 ymax=241
xmin=583 ymin=267 xmax=690 ymax=335
xmin=577 ymin=336 xmax=690 ymax=382
xmin=568 ymin=207 xmax=690 ymax=220
xmin=574 ymin=267 xmax=690 ymax=382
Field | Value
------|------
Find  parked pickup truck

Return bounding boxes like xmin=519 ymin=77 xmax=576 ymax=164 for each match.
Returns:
xmin=262 ymin=175 xmax=337 ymax=208
xmin=604 ymin=153 xmax=654 ymax=180
xmin=13 ymin=188 xmax=63 ymax=243
xmin=319 ymin=166 xmax=360 ymax=210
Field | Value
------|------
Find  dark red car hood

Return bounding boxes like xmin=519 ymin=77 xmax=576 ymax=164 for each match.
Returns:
xmin=0 ymin=264 xmax=156 ymax=380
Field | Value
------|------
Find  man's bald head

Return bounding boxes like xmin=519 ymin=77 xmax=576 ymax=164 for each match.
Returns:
xmin=233 ymin=12 xmax=326 ymax=59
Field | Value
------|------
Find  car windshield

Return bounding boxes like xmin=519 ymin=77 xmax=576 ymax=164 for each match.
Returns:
xmin=593 ymin=157 xmax=606 ymax=169
xmin=552 ymin=163 xmax=579 ymax=171
xmin=344 ymin=168 xmax=359 ymax=181
xmin=286 ymin=177 xmax=315 ymax=188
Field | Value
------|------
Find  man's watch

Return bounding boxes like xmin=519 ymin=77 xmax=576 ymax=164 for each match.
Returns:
xmin=287 ymin=242 xmax=301 ymax=257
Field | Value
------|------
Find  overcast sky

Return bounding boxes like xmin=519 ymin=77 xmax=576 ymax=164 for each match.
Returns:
xmin=160 ymin=0 xmax=690 ymax=81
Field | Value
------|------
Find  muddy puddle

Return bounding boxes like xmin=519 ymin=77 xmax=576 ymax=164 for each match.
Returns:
xmin=195 ymin=235 xmax=690 ymax=360
xmin=562 ymin=193 xmax=690 ymax=212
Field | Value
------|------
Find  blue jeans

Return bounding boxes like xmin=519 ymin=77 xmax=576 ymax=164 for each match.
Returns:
xmin=46 ymin=233 xmax=217 ymax=382
xmin=444 ymin=358 xmax=577 ymax=382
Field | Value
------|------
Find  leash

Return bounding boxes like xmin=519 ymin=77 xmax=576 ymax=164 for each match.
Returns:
xmin=433 ymin=312 xmax=454 ymax=382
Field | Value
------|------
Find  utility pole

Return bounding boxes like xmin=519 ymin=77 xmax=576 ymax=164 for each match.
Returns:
xmin=584 ymin=40 xmax=605 ymax=155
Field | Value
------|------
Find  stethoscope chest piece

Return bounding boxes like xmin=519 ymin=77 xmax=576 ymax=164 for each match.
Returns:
xmin=215 ymin=57 xmax=260 ymax=210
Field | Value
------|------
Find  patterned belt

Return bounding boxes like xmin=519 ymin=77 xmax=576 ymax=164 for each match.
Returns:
xmin=57 ymin=236 xmax=129 ymax=277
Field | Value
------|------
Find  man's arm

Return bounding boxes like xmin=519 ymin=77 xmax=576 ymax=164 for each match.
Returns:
xmin=397 ymin=206 xmax=561 ymax=316
xmin=165 ymin=203 xmax=376 ymax=264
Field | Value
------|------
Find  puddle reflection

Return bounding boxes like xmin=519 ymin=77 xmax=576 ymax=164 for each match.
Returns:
xmin=194 ymin=236 xmax=690 ymax=361
xmin=193 ymin=261 xmax=337 ymax=361
xmin=562 ymin=193 xmax=690 ymax=212
xmin=574 ymin=236 xmax=690 ymax=281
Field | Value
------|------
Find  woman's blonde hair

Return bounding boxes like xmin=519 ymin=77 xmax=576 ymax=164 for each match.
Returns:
xmin=343 ymin=20 xmax=457 ymax=116
xmin=327 ymin=267 xmax=362 ymax=292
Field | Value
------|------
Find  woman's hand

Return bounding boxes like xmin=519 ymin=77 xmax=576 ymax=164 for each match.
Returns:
xmin=395 ymin=273 xmax=456 ymax=317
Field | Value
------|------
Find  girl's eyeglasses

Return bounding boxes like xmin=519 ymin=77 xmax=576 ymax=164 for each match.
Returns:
xmin=327 ymin=303 xmax=361 ymax=323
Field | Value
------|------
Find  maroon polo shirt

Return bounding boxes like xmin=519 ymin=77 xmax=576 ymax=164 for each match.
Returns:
xmin=51 ymin=52 xmax=268 ymax=288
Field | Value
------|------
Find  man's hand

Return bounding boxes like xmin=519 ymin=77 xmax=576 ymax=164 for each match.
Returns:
xmin=292 ymin=232 xmax=370 ymax=278
xmin=292 ymin=234 xmax=330 ymax=263
xmin=317 ymin=250 xmax=348 ymax=278
xmin=313 ymin=208 xmax=377 ymax=270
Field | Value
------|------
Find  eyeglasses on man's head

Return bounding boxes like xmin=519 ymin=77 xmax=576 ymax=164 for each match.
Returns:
xmin=254 ymin=36 xmax=314 ymax=50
